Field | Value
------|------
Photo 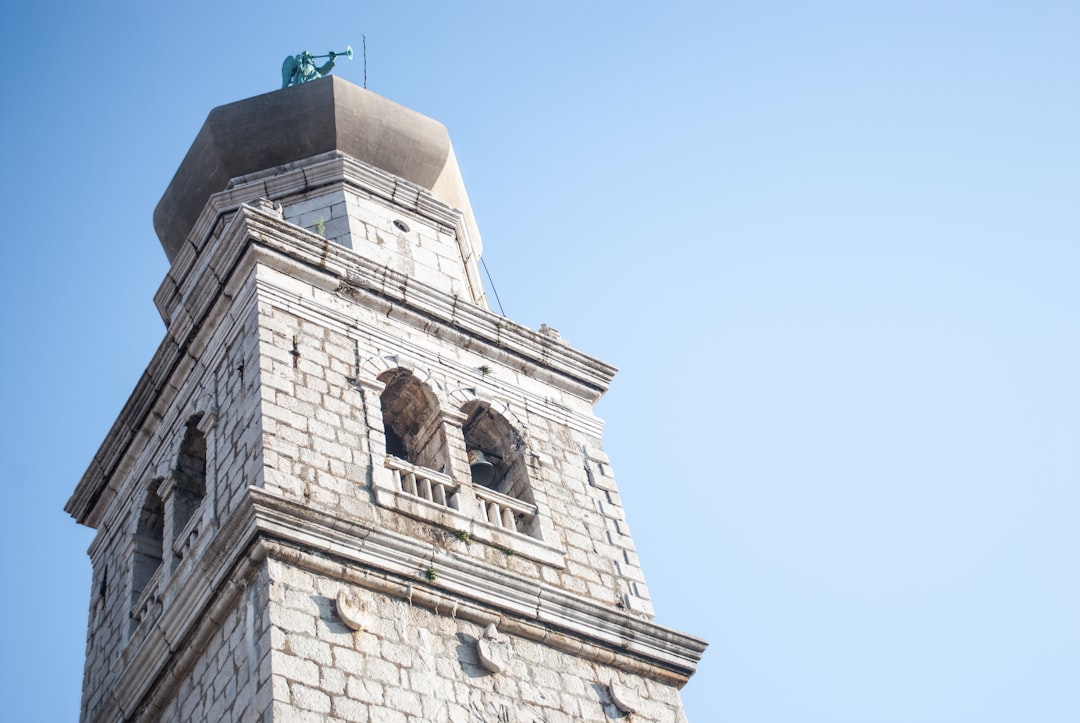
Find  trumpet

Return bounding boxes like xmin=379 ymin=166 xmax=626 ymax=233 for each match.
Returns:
xmin=310 ymin=46 xmax=354 ymax=61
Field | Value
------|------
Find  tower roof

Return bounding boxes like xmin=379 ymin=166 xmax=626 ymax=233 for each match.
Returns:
xmin=153 ymin=75 xmax=481 ymax=262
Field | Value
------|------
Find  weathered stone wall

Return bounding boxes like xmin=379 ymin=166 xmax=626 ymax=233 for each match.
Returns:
xmin=78 ymin=276 xmax=266 ymax=722
xmin=73 ymin=152 xmax=701 ymax=721
xmin=154 ymin=569 xmax=274 ymax=723
xmin=280 ymin=181 xmax=484 ymax=306
xmin=265 ymin=557 xmax=687 ymax=723
xmin=253 ymin=260 xmax=655 ymax=618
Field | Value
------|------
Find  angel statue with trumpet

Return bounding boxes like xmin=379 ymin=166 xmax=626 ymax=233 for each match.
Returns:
xmin=282 ymin=46 xmax=353 ymax=88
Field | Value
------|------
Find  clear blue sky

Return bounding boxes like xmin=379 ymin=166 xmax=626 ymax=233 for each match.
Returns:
xmin=2 ymin=2 xmax=1078 ymax=721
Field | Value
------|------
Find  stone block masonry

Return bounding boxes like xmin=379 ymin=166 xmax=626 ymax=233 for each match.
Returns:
xmin=253 ymin=254 xmax=656 ymax=617
xmin=263 ymin=556 xmax=690 ymax=722
xmin=69 ymin=200 xmax=705 ymax=722
xmin=68 ymin=78 xmax=704 ymax=723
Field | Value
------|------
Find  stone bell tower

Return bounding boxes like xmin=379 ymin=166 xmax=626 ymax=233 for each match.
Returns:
xmin=67 ymin=76 xmax=706 ymax=722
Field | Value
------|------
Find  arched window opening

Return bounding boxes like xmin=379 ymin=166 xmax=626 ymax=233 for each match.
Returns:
xmin=378 ymin=369 xmax=448 ymax=473
xmin=131 ymin=485 xmax=164 ymax=607
xmin=172 ymin=416 xmax=207 ymax=541
xmin=462 ymin=402 xmax=539 ymax=537
xmin=462 ymin=402 xmax=532 ymax=499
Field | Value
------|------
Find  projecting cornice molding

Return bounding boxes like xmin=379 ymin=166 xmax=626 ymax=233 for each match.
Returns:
xmin=100 ymin=481 xmax=706 ymax=721
xmin=247 ymin=487 xmax=707 ymax=685
xmin=159 ymin=150 xmax=483 ymax=314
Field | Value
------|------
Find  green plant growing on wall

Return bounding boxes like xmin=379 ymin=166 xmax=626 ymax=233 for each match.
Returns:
xmin=453 ymin=529 xmax=471 ymax=545
xmin=423 ymin=566 xmax=438 ymax=582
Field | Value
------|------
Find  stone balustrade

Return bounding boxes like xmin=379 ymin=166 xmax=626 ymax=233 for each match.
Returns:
xmin=385 ymin=456 xmax=460 ymax=510
xmin=130 ymin=566 xmax=163 ymax=630
xmin=473 ymin=485 xmax=538 ymax=535
xmin=384 ymin=455 xmax=538 ymax=536
xmin=172 ymin=514 xmax=204 ymax=561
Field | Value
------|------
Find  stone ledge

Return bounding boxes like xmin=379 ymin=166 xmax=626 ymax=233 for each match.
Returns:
xmin=249 ymin=487 xmax=706 ymax=684
xmin=86 ymin=478 xmax=706 ymax=722
xmin=235 ymin=207 xmax=618 ymax=398
xmin=161 ymin=150 xmax=487 ymax=315
xmin=254 ymin=274 xmax=608 ymax=440
xmin=371 ymin=485 xmax=567 ymax=568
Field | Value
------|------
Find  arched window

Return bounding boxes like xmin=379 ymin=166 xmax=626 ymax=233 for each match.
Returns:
xmin=378 ymin=369 xmax=448 ymax=473
xmin=462 ymin=401 xmax=538 ymax=536
xmin=172 ymin=417 xmax=206 ymax=540
xmin=131 ymin=484 xmax=164 ymax=607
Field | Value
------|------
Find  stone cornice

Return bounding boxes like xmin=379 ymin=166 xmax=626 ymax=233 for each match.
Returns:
xmin=98 ymin=485 xmax=705 ymax=721
xmin=158 ymin=150 xmax=484 ymax=318
xmin=248 ymin=487 xmax=707 ymax=685
xmin=252 ymin=277 xmax=607 ymax=440
xmin=236 ymin=206 xmax=617 ymax=398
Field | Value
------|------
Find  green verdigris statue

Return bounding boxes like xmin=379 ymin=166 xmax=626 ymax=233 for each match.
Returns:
xmin=282 ymin=46 xmax=353 ymax=88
